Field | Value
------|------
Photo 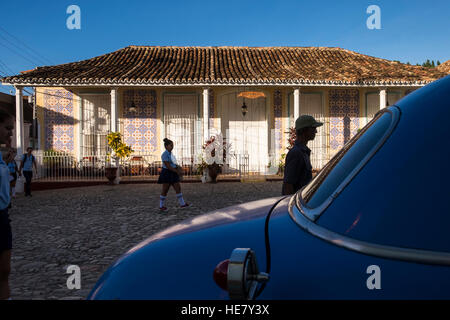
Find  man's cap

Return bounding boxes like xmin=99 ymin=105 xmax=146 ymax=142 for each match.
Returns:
xmin=295 ymin=115 xmax=323 ymax=130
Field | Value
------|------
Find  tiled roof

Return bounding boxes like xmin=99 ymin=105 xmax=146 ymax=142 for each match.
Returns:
xmin=1 ymin=46 xmax=447 ymax=86
xmin=437 ymin=60 xmax=450 ymax=74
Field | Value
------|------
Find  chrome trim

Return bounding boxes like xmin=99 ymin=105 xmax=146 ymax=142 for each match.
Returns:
xmin=299 ymin=107 xmax=401 ymax=221
xmin=288 ymin=196 xmax=450 ymax=266
xmin=227 ymin=248 xmax=269 ymax=300
xmin=296 ymin=190 xmax=332 ymax=222
xmin=227 ymin=249 xmax=249 ymax=300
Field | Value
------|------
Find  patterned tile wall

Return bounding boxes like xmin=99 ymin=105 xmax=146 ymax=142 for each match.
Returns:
xmin=44 ymin=89 xmax=74 ymax=152
xmin=329 ymin=89 xmax=359 ymax=150
xmin=274 ymin=90 xmax=283 ymax=155
xmin=123 ymin=90 xmax=157 ymax=153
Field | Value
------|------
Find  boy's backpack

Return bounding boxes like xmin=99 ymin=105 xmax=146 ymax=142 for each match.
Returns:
xmin=22 ymin=154 xmax=35 ymax=162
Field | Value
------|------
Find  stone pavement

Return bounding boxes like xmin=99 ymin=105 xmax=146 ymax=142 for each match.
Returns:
xmin=7 ymin=181 xmax=283 ymax=300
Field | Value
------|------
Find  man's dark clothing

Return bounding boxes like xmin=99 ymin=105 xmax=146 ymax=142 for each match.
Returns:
xmin=282 ymin=140 xmax=313 ymax=195
xmin=23 ymin=171 xmax=33 ymax=196
xmin=0 ymin=208 xmax=12 ymax=252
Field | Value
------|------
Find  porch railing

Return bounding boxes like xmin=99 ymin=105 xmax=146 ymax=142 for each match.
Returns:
xmin=32 ymin=150 xmax=280 ymax=182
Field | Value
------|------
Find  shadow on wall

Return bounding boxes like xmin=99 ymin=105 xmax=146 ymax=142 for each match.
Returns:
xmin=38 ymin=89 xmax=78 ymax=153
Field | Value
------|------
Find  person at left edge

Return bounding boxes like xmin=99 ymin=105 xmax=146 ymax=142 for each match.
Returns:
xmin=0 ymin=109 xmax=14 ymax=300
xmin=6 ymin=149 xmax=19 ymax=202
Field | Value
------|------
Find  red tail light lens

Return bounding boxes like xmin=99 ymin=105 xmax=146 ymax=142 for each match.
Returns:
xmin=213 ymin=259 xmax=229 ymax=291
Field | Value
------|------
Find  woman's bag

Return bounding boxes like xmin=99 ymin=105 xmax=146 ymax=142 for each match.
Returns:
xmin=176 ymin=166 xmax=184 ymax=181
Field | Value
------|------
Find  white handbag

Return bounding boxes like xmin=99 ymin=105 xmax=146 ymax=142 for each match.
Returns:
xmin=15 ymin=175 xmax=24 ymax=193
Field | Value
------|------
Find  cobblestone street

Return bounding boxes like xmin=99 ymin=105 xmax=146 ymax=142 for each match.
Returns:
xmin=7 ymin=181 xmax=283 ymax=300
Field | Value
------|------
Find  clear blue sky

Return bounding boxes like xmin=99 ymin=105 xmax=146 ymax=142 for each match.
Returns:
xmin=0 ymin=0 xmax=449 ymax=94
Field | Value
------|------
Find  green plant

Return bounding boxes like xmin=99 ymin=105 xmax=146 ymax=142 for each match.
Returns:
xmin=106 ymin=132 xmax=133 ymax=166
xmin=196 ymin=154 xmax=208 ymax=175
xmin=43 ymin=148 xmax=75 ymax=167
xmin=276 ymin=127 xmax=297 ymax=176
xmin=278 ymin=153 xmax=286 ymax=175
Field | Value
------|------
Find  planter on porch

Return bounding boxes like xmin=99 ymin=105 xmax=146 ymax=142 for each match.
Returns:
xmin=200 ymin=135 xmax=229 ymax=183
xmin=105 ymin=167 xmax=118 ymax=185
xmin=106 ymin=132 xmax=133 ymax=185
xmin=207 ymin=163 xmax=221 ymax=183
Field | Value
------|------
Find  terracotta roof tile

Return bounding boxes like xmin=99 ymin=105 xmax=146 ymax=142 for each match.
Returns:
xmin=437 ymin=60 xmax=450 ymax=74
xmin=1 ymin=46 xmax=447 ymax=86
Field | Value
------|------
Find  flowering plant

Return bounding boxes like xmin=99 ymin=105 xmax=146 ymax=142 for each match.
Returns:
xmin=196 ymin=134 xmax=232 ymax=175
xmin=286 ymin=127 xmax=297 ymax=150
xmin=106 ymin=132 xmax=133 ymax=167
xmin=273 ymin=127 xmax=297 ymax=175
xmin=203 ymin=135 xmax=229 ymax=164
xmin=196 ymin=154 xmax=209 ymax=175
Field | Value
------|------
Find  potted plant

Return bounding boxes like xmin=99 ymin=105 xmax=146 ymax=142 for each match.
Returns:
xmin=196 ymin=155 xmax=209 ymax=182
xmin=277 ymin=153 xmax=286 ymax=175
xmin=277 ymin=126 xmax=298 ymax=175
xmin=200 ymin=135 xmax=231 ymax=183
xmin=106 ymin=132 xmax=133 ymax=184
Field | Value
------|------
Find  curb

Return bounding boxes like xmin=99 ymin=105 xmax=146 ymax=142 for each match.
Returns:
xmin=31 ymin=177 xmax=283 ymax=191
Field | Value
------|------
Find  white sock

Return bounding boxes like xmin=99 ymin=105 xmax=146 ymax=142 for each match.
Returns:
xmin=160 ymin=195 xmax=166 ymax=208
xmin=176 ymin=193 xmax=186 ymax=206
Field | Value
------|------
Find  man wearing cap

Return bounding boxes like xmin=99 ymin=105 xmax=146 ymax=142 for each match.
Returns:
xmin=282 ymin=115 xmax=323 ymax=195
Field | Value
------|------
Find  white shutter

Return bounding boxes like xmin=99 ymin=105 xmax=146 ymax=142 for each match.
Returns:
xmin=164 ymin=94 xmax=199 ymax=164
xmin=81 ymin=94 xmax=111 ymax=156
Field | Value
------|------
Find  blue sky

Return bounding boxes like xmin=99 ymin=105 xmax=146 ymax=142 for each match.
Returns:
xmin=0 ymin=0 xmax=449 ymax=94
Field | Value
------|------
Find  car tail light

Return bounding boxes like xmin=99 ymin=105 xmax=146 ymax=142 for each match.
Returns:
xmin=213 ymin=249 xmax=269 ymax=299
xmin=213 ymin=259 xmax=229 ymax=291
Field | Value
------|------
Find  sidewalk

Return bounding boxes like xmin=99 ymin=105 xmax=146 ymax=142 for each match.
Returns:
xmin=8 ymin=181 xmax=283 ymax=300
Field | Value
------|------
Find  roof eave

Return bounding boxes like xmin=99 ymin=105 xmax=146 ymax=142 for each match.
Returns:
xmin=1 ymin=77 xmax=436 ymax=87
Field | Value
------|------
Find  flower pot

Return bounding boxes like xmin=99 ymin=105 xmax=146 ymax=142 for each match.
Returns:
xmin=105 ymin=167 xmax=118 ymax=185
xmin=201 ymin=170 xmax=211 ymax=183
xmin=207 ymin=163 xmax=221 ymax=183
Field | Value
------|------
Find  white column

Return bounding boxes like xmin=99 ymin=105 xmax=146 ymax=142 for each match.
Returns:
xmin=110 ymin=88 xmax=119 ymax=171
xmin=293 ymin=88 xmax=300 ymax=123
xmin=379 ymin=88 xmax=387 ymax=110
xmin=111 ymin=87 xmax=118 ymax=132
xmin=78 ymin=94 xmax=82 ymax=161
xmin=203 ymin=88 xmax=209 ymax=141
xmin=15 ymin=86 xmax=24 ymax=156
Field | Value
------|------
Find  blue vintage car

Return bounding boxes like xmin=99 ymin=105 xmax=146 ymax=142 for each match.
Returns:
xmin=88 ymin=75 xmax=450 ymax=300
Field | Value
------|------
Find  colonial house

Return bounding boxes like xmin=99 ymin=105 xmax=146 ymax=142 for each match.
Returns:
xmin=1 ymin=46 xmax=448 ymax=176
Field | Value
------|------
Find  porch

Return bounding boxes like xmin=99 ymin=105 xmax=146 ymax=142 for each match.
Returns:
xmin=32 ymin=150 xmax=284 ymax=183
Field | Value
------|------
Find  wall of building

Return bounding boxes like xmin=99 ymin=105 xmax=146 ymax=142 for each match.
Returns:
xmin=35 ymin=87 xmax=76 ymax=154
xmin=35 ymin=85 xmax=414 ymax=169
